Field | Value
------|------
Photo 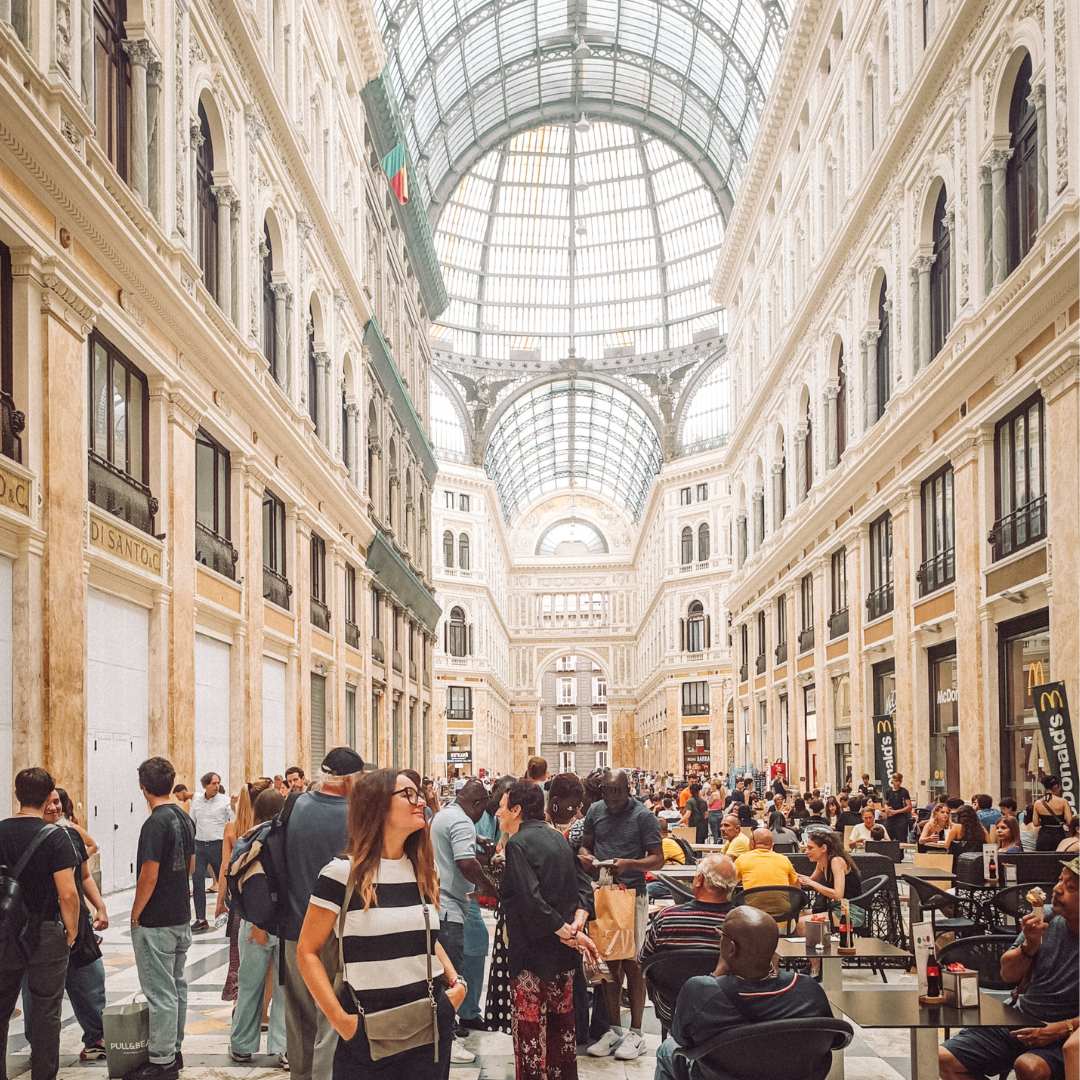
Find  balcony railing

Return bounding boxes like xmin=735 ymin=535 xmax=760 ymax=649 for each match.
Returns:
xmin=738 ymin=662 xmax=748 ymax=682
xmin=371 ymin=637 xmax=385 ymax=664
xmin=988 ymin=495 xmax=1046 ymax=561
xmin=827 ymin=608 xmax=849 ymax=640
xmin=775 ymin=640 xmax=788 ymax=665
xmin=262 ymin=565 xmax=292 ymax=610
xmin=557 ymin=733 xmax=577 ymax=743
xmin=797 ymin=626 xmax=815 ymax=653
xmin=392 ymin=650 xmax=403 ymax=672
xmin=594 ymin=731 xmax=609 ymax=742
xmin=310 ymin=596 xmax=331 ymax=632
xmin=1 ymin=391 xmax=24 ymax=463
xmin=916 ymin=548 xmax=955 ymax=596
xmin=345 ymin=620 xmax=360 ymax=649
xmin=195 ymin=521 xmax=238 ymax=580
xmin=88 ymin=451 xmax=158 ymax=535
xmin=446 ymin=707 xmax=472 ymax=720
xmin=755 ymin=653 xmax=767 ymax=675
xmin=682 ymin=703 xmax=709 ymax=716
xmin=865 ymin=583 xmax=894 ymax=622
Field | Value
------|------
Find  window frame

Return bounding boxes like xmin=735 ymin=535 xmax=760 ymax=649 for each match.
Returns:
xmin=310 ymin=532 xmax=327 ymax=603
xmin=681 ymin=680 xmax=709 ymax=716
xmin=867 ymin=511 xmax=894 ymax=619
xmin=1006 ymin=54 xmax=1039 ymax=274
xmin=262 ymin=489 xmax=287 ymax=575
xmin=930 ymin=186 xmax=951 ymax=359
xmin=447 ymin=606 xmax=468 ymax=657
xmin=88 ymin=329 xmax=149 ymax=485
xmin=458 ymin=533 xmax=470 ymax=571
xmin=93 ymin=0 xmax=131 ymax=182
xmin=345 ymin=564 xmax=357 ymax=625
xmin=195 ymin=102 xmax=217 ymax=295
xmin=680 ymin=525 xmax=694 ymax=566
xmin=919 ymin=463 xmax=955 ymax=594
xmin=442 ymin=529 xmax=454 ymax=568
xmin=992 ymin=392 xmax=1046 ymax=559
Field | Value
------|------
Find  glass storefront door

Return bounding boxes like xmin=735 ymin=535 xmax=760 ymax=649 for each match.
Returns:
xmin=447 ymin=733 xmax=472 ymax=777
xmin=929 ymin=642 xmax=960 ymax=796
xmin=683 ymin=728 xmax=711 ymax=774
xmin=999 ymin=610 xmax=1051 ymax=806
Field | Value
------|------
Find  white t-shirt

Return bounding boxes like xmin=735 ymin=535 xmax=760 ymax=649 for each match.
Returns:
xmin=190 ymin=792 xmax=232 ymax=842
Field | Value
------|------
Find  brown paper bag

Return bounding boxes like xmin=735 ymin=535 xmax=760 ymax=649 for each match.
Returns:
xmin=588 ymin=885 xmax=637 ymax=961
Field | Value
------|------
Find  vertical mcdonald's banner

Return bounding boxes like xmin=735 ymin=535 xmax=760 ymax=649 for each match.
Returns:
xmin=381 ymin=144 xmax=409 ymax=205
xmin=1033 ymin=682 xmax=1078 ymax=814
xmin=873 ymin=714 xmax=896 ymax=787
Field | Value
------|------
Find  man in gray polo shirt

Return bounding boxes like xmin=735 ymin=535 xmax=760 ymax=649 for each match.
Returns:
xmin=579 ymin=769 xmax=664 ymax=1061
xmin=430 ymin=780 xmax=492 ymax=1064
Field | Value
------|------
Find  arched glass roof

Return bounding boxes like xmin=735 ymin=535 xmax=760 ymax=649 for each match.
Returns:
xmin=485 ymin=378 xmax=662 ymax=520
xmin=434 ymin=120 xmax=725 ymax=363
xmin=429 ymin=376 xmax=469 ymax=457
xmin=536 ymin=518 xmax=609 ymax=556
xmin=680 ymin=358 xmax=732 ymax=451
xmin=374 ymin=0 xmax=790 ymax=212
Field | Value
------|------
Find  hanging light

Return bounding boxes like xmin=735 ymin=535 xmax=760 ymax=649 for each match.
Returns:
xmin=574 ymin=113 xmax=591 ymax=133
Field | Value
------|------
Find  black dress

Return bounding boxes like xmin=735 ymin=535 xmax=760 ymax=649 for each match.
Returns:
xmin=482 ymin=859 xmax=513 ymax=1034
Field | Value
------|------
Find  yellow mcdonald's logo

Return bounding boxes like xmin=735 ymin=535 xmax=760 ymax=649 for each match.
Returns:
xmin=1039 ymin=688 xmax=1064 ymax=712
xmin=1027 ymin=661 xmax=1047 ymax=695
xmin=876 ymin=718 xmax=893 ymax=734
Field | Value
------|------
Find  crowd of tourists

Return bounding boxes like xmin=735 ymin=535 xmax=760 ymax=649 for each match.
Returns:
xmin=0 ymin=755 xmax=1076 ymax=1080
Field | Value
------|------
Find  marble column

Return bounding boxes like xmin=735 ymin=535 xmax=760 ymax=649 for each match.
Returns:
xmin=211 ymin=185 xmax=235 ymax=317
xmin=990 ymin=147 xmax=1012 ymax=288
xmin=860 ymin=330 xmax=877 ymax=428
xmin=1031 ymin=82 xmax=1048 ymax=225
xmin=242 ymin=463 xmax=267 ymax=779
xmin=347 ymin=402 xmax=360 ymax=485
xmin=314 ymin=350 xmax=331 ymax=444
xmin=889 ymin=488 xmax=915 ymax=782
xmin=123 ymin=39 xmax=153 ymax=205
xmin=945 ymin=205 xmax=957 ymax=324
xmin=147 ymin=59 xmax=162 ymax=221
xmin=771 ymin=462 xmax=784 ymax=529
xmin=915 ymin=254 xmax=933 ymax=371
xmin=80 ymin=0 xmax=93 ymax=108
xmin=979 ymin=163 xmax=993 ymax=297
xmin=824 ymin=380 xmax=839 ymax=469
xmin=189 ymin=123 xmax=204 ymax=252
xmin=271 ymin=282 xmax=290 ymax=387
xmin=794 ymin=422 xmax=808 ymax=502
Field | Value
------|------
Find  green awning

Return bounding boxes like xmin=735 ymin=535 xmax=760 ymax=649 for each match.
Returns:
xmin=366 ymin=530 xmax=441 ymax=632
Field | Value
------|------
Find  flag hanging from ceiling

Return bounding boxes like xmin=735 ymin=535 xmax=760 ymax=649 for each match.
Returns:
xmin=381 ymin=144 xmax=409 ymax=205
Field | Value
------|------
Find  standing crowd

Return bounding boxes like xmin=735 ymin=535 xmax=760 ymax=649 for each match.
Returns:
xmin=0 ymin=755 xmax=1076 ymax=1080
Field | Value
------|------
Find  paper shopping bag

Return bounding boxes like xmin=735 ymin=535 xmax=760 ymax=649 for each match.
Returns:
xmin=588 ymin=884 xmax=637 ymax=961
xmin=102 ymin=999 xmax=150 ymax=1078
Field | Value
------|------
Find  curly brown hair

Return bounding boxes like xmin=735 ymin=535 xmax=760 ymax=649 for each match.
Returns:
xmin=346 ymin=769 xmax=439 ymax=910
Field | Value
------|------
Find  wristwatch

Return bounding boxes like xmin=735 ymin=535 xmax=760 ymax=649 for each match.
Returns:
xmin=446 ymin=976 xmax=467 ymax=991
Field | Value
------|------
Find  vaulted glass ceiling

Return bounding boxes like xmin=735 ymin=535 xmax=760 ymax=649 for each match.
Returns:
xmin=536 ymin=518 xmax=610 ymax=556
xmin=374 ymin=0 xmax=790 ymax=215
xmin=434 ymin=120 xmax=725 ymax=362
xmin=485 ymin=378 xmax=662 ymax=520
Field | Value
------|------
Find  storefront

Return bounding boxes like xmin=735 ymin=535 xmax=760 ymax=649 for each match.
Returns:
xmin=998 ymin=609 xmax=1051 ymax=806
xmin=803 ymin=684 xmax=817 ymax=789
xmin=447 ymin=732 xmax=472 ymax=777
xmin=928 ymin=641 xmax=959 ymax=796
xmin=832 ymin=674 xmax=851 ymax=791
xmin=682 ymin=728 xmax=711 ymax=774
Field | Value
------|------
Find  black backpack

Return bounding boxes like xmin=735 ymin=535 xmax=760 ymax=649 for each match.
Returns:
xmin=0 ymin=823 xmax=59 ymax=958
xmin=226 ymin=792 xmax=301 ymax=937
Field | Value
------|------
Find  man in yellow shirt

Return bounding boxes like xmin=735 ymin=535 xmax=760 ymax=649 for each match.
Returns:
xmin=735 ymin=829 xmax=799 ymax=890
xmin=717 ymin=815 xmax=751 ymax=859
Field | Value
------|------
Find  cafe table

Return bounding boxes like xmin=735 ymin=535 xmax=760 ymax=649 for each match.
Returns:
xmin=653 ymin=866 xmax=699 ymax=900
xmin=826 ymin=989 xmax=1039 ymax=1080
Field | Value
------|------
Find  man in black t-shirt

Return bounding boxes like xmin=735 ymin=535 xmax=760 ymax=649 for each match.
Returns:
xmin=128 ymin=757 xmax=196 ymax=1080
xmin=0 ymin=767 xmax=79 ymax=1080
xmin=883 ymin=772 xmax=914 ymax=842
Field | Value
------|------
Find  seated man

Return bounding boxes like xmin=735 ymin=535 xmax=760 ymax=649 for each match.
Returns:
xmin=940 ymin=858 xmax=1079 ymax=1080
xmin=654 ymin=906 xmax=831 ymax=1080
xmin=639 ymin=855 xmax=737 ymax=1034
xmin=735 ymin=830 xmax=798 ymax=922
xmin=848 ymin=806 xmax=878 ymax=848
xmin=716 ymin=814 xmax=751 ymax=859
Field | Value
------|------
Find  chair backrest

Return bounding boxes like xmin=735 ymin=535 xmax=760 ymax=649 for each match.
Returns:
xmin=641 ymin=948 xmax=719 ymax=1017
xmin=675 ymin=837 xmax=699 ymax=865
xmin=998 ymin=851 xmax=1069 ymax=884
xmin=914 ymin=850 xmax=953 ymax=873
xmin=939 ymin=934 xmax=1018 ymax=991
xmin=992 ymin=882 xmax=1055 ymax=924
xmin=864 ymin=839 xmax=903 ymax=863
xmin=899 ymin=872 xmax=955 ymax=912
xmin=848 ymin=874 xmax=889 ymax=909
xmin=773 ymin=840 xmax=797 ymax=854
xmin=681 ymin=1016 xmax=854 ymax=1080
xmin=736 ymin=886 xmax=806 ymax=925
xmin=788 ymin=853 xmax=813 ymax=877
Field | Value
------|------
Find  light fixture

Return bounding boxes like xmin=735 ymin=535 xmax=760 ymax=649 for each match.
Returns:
xmin=572 ymin=36 xmax=593 ymax=59
xmin=575 ymin=223 xmax=588 ymax=237
xmin=574 ymin=113 xmax=591 ymax=133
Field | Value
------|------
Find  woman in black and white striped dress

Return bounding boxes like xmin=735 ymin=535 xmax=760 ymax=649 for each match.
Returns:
xmin=297 ymin=770 xmax=464 ymax=1078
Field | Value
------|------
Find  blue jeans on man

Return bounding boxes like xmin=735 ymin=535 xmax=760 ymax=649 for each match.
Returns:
xmin=131 ymin=924 xmax=191 ymax=1064
xmin=230 ymin=921 xmax=285 ymax=1056
xmin=458 ymin=900 xmax=488 ymax=1021
xmin=655 ymin=1035 xmax=692 ymax=1080
xmin=21 ymin=955 xmax=106 ymax=1048
xmin=192 ymin=839 xmax=223 ymax=923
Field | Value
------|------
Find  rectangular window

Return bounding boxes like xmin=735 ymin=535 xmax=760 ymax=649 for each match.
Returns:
xmin=557 ymin=677 xmax=576 ymax=705
xmin=776 ymin=594 xmax=787 ymax=645
xmin=696 ymin=482 xmax=708 ymax=501
xmin=593 ymin=676 xmax=607 ymax=703
xmin=829 ymin=548 xmax=848 ymax=638
xmin=558 ymin=715 xmax=577 ymax=743
xmin=459 ymin=493 xmax=470 ymax=511
xmin=867 ymin=512 xmax=894 ymax=619
xmin=593 ymin=714 xmax=609 ymax=741
xmin=0 ymin=241 xmax=19 ymax=464
xmin=195 ymin=429 xmax=231 ymax=539
xmin=739 ymin=624 xmax=749 ymax=681
xmin=345 ymin=565 xmax=358 ymax=650
xmin=345 ymin=684 xmax=357 ymax=749
xmin=681 ymin=681 xmax=709 ymax=716
xmin=559 ymin=750 xmax=576 ymax=773
xmin=445 ymin=490 xmax=455 ymax=508
xmin=447 ymin=685 xmax=472 ymax=719
xmin=992 ymin=393 xmax=1046 ymax=560
xmin=920 ymin=464 xmax=955 ymax=595
xmin=371 ymin=587 xmax=381 ymax=639
xmin=798 ymin=573 xmax=815 ymax=653
xmin=310 ymin=533 xmax=327 ymax=602
xmin=262 ymin=490 xmax=287 ymax=574
xmin=595 ymin=750 xmax=608 ymax=769
xmin=679 ymin=487 xmax=691 ymax=505
xmin=755 ymin=610 xmax=767 ymax=673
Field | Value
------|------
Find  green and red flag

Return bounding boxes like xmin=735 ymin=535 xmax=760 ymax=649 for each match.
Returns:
xmin=381 ymin=144 xmax=409 ymax=205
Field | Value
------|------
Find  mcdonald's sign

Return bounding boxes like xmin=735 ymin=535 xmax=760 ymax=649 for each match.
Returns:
xmin=1026 ymin=660 xmax=1047 ymax=697
xmin=1032 ymin=681 xmax=1078 ymax=815
xmin=873 ymin=714 xmax=896 ymax=786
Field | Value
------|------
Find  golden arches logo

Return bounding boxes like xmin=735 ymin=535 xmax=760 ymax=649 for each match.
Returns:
xmin=1027 ymin=661 xmax=1047 ymax=695
xmin=1039 ymin=688 xmax=1064 ymax=712
xmin=875 ymin=719 xmax=893 ymax=734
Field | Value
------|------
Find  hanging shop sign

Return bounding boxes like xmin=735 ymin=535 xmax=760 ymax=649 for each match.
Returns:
xmin=873 ymin=714 xmax=897 ymax=785
xmin=1033 ymin=681 xmax=1077 ymax=814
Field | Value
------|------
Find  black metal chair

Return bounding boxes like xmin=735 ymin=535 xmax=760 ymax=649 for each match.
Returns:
xmin=641 ymin=948 xmax=719 ymax=1040
xmin=900 ymin=873 xmax=978 ymax=942
xmin=990 ymin=882 xmax=1055 ymax=933
xmin=674 ymin=837 xmax=699 ymax=864
xmin=842 ymin=874 xmax=891 ymax=982
xmin=938 ymin=934 xmax=1017 ymax=992
xmin=999 ymin=851 xmax=1070 ymax=883
xmin=674 ymin=1016 xmax=854 ymax=1080
xmin=735 ymin=886 xmax=805 ymax=933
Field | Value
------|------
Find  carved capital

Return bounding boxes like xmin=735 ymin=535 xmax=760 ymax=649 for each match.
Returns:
xmin=1028 ymin=82 xmax=1046 ymax=111
xmin=122 ymin=38 xmax=155 ymax=68
xmin=913 ymin=254 xmax=935 ymax=275
xmin=313 ymin=350 xmax=331 ymax=370
xmin=989 ymin=147 xmax=1014 ymax=172
xmin=979 ymin=163 xmax=992 ymax=185
xmin=147 ymin=59 xmax=163 ymax=88
xmin=271 ymin=281 xmax=292 ymax=302
xmin=210 ymin=184 xmax=237 ymax=207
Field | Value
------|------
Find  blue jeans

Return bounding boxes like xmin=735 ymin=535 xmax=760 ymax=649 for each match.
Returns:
xmin=132 ymin=923 xmax=191 ymax=1063
xmin=646 ymin=880 xmax=673 ymax=902
xmin=21 ymin=956 xmax=106 ymax=1047
xmin=231 ymin=921 xmax=285 ymax=1056
xmin=655 ymin=1035 xmax=692 ymax=1080
xmin=438 ymin=916 xmax=465 ymax=1025
xmin=459 ymin=902 xmax=488 ymax=1021
xmin=192 ymin=839 xmax=223 ymax=922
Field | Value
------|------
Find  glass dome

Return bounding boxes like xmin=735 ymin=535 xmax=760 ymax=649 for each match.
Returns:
xmin=433 ymin=120 xmax=726 ymax=364
xmin=536 ymin=519 xmax=609 ymax=556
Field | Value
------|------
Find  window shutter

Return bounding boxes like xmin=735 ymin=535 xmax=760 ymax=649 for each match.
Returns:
xmin=705 ymin=615 xmax=711 ymax=648
xmin=680 ymin=618 xmax=686 ymax=651
xmin=443 ymin=622 xmax=448 ymax=653
xmin=467 ymin=624 xmax=474 ymax=656
xmin=310 ymin=673 xmax=327 ymax=767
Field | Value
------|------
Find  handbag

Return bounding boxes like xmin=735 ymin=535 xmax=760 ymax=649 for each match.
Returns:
xmin=102 ymin=998 xmax=149 ymax=1078
xmin=334 ymin=860 xmax=440 ymax=1063
xmin=587 ymin=884 xmax=637 ymax=962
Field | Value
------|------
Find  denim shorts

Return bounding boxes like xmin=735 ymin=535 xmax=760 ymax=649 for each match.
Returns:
xmin=943 ymin=1025 xmax=1066 ymax=1080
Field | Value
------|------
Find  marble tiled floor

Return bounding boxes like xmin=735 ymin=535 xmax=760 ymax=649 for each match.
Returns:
xmin=6 ymin=889 xmax=920 ymax=1079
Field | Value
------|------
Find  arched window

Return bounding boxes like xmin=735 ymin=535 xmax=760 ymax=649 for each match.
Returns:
xmin=195 ymin=103 xmax=217 ymax=296
xmin=306 ymin=308 xmax=319 ymax=428
xmin=930 ymin=185 xmax=951 ymax=359
xmin=777 ymin=443 xmax=787 ymax=523
xmin=684 ymin=600 xmax=709 ymax=653
xmin=835 ymin=345 xmax=847 ymax=462
xmin=447 ymin=606 xmax=468 ymax=657
xmin=803 ymin=399 xmax=813 ymax=496
xmin=366 ymin=400 xmax=377 ymax=499
xmin=680 ymin=526 xmax=693 ymax=566
xmin=698 ymin=523 xmax=710 ymax=562
xmin=93 ymin=0 xmax=130 ymax=180
xmin=442 ymin=530 xmax=454 ymax=568
xmin=261 ymin=223 xmax=276 ymax=373
xmin=387 ymin=438 xmax=396 ymax=527
xmin=1006 ymin=53 xmax=1038 ymax=273
xmin=875 ymin=277 xmax=890 ymax=421
xmin=458 ymin=533 xmax=470 ymax=571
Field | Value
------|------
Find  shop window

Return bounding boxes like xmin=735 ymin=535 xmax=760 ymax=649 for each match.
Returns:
xmin=928 ymin=641 xmax=959 ymax=797
xmin=998 ymin=610 xmax=1051 ymax=806
xmin=991 ymin=392 xmax=1045 ymax=560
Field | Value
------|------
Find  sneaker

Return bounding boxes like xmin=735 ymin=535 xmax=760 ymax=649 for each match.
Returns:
xmin=125 ymin=1060 xmax=179 ymax=1080
xmin=229 ymin=1050 xmax=253 ymax=1063
xmin=613 ymin=1032 xmax=647 ymax=1060
xmin=80 ymin=1043 xmax=107 ymax=1062
xmin=190 ymin=920 xmax=210 ymax=933
xmin=449 ymin=1041 xmax=476 ymax=1064
xmin=276 ymin=1053 xmax=289 ymax=1070
xmin=586 ymin=1030 xmax=624 ymax=1057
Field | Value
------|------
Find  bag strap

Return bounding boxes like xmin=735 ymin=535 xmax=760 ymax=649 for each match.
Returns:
xmin=337 ymin=859 xmax=359 ymax=1012
xmin=422 ymin=899 xmax=438 ymax=1065
xmin=11 ymin=823 xmax=58 ymax=881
